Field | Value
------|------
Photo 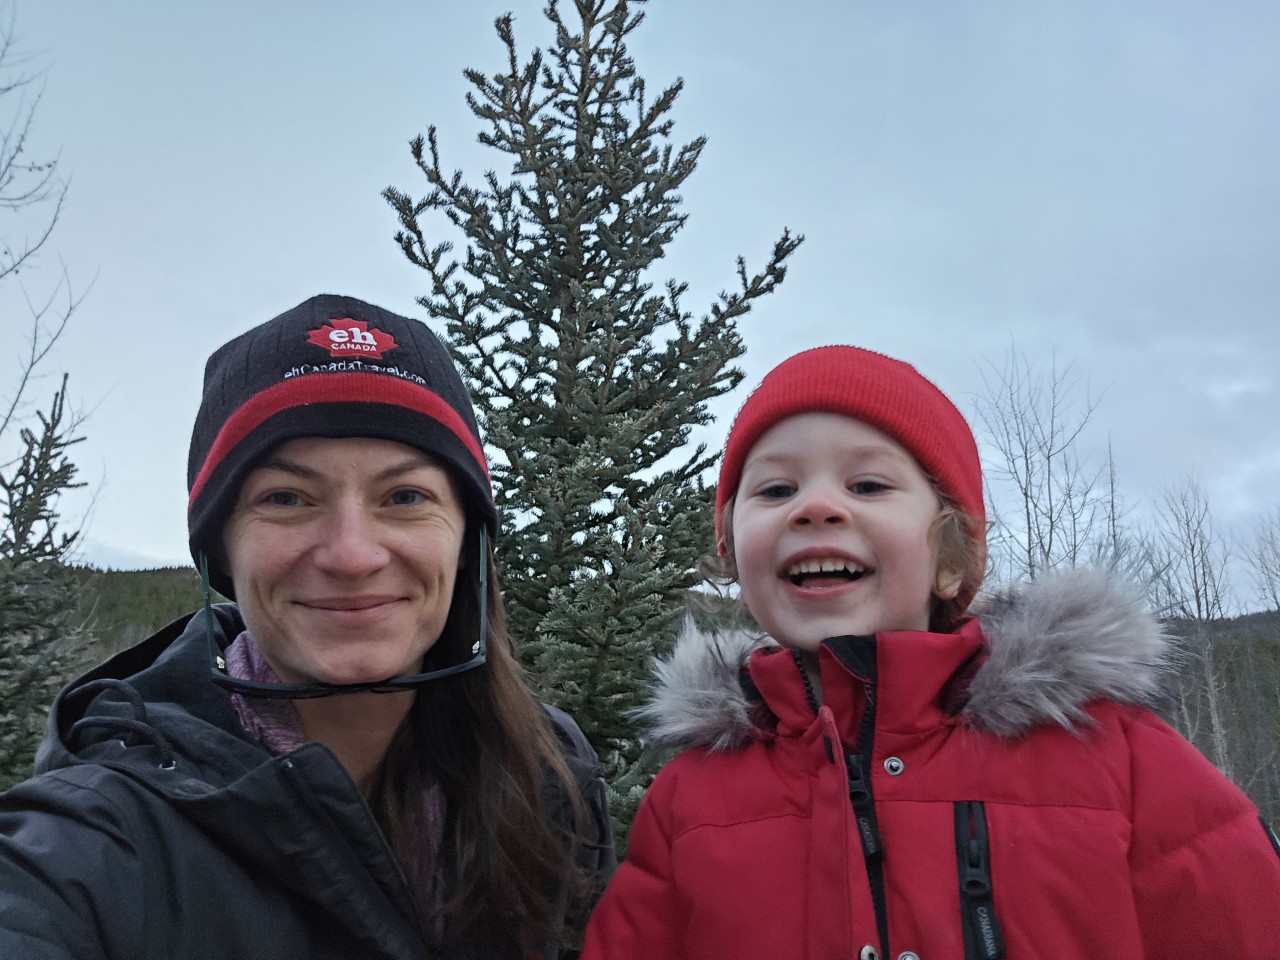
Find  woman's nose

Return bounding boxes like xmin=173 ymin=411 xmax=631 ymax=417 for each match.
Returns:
xmin=312 ymin=502 xmax=390 ymax=578
xmin=788 ymin=482 xmax=850 ymax=526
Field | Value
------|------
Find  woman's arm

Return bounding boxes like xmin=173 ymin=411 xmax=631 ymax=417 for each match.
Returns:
xmin=0 ymin=770 xmax=145 ymax=960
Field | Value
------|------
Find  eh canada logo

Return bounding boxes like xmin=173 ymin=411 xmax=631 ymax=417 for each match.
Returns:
xmin=306 ymin=317 xmax=398 ymax=359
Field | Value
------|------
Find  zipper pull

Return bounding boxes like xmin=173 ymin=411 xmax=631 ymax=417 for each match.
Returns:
xmin=845 ymin=752 xmax=884 ymax=860
xmin=955 ymin=801 xmax=1005 ymax=960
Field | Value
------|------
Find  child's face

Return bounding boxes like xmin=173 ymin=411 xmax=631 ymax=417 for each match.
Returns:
xmin=731 ymin=412 xmax=958 ymax=649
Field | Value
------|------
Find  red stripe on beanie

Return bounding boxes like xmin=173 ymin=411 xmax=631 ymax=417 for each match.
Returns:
xmin=188 ymin=372 xmax=490 ymax=512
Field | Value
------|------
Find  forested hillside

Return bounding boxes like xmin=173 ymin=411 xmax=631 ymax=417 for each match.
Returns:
xmin=1164 ymin=610 xmax=1280 ymax=827
xmin=74 ymin=566 xmax=208 ymax=662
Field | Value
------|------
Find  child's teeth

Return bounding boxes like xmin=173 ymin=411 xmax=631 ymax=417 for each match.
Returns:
xmin=788 ymin=558 xmax=865 ymax=576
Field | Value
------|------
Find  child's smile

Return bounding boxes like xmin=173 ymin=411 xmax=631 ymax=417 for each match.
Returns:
xmin=731 ymin=412 xmax=954 ymax=649
xmin=784 ymin=553 xmax=869 ymax=588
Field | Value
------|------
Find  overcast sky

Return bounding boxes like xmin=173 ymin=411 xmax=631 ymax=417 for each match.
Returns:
xmin=7 ymin=1 xmax=1279 ymax=605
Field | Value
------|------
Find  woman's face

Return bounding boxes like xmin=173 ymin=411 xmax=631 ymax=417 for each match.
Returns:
xmin=222 ymin=436 xmax=468 ymax=686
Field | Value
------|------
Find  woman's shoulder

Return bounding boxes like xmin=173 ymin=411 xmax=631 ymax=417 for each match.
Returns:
xmin=535 ymin=703 xmax=619 ymax=883
xmin=541 ymin=702 xmax=597 ymax=763
xmin=2 ymin=760 xmax=150 ymax=829
xmin=0 ymin=766 xmax=153 ymax=957
xmin=537 ymin=702 xmax=608 ymax=808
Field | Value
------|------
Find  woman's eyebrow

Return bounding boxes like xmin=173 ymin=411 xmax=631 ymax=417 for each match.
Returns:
xmin=252 ymin=455 xmax=438 ymax=482
xmin=253 ymin=457 xmax=319 ymax=479
xmin=375 ymin=457 xmax=441 ymax=482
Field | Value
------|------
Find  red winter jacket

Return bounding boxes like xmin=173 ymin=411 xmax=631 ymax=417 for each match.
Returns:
xmin=584 ymin=571 xmax=1280 ymax=960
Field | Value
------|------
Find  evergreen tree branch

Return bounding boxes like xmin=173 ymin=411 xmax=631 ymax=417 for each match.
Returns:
xmin=385 ymin=0 xmax=802 ymax=848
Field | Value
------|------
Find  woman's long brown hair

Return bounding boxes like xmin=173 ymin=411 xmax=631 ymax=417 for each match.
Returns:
xmin=368 ymin=532 xmax=587 ymax=955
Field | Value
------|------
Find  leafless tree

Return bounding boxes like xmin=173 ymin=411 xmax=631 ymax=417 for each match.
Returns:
xmin=1241 ymin=506 xmax=1280 ymax=614
xmin=0 ymin=4 xmax=61 ymax=280
xmin=1152 ymin=477 xmax=1234 ymax=621
xmin=1150 ymin=479 xmax=1275 ymax=809
xmin=1166 ymin=617 xmax=1280 ymax=824
xmin=973 ymin=345 xmax=1124 ymax=581
xmin=0 ymin=0 xmax=84 ymax=456
xmin=0 ymin=0 xmax=90 ymax=788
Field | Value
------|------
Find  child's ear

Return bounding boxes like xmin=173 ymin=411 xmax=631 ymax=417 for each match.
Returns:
xmin=933 ymin=565 xmax=963 ymax=601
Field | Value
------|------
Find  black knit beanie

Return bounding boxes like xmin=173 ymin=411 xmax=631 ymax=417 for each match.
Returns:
xmin=187 ymin=294 xmax=495 ymax=598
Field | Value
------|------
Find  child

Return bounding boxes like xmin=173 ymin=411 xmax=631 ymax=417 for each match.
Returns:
xmin=583 ymin=345 xmax=1280 ymax=960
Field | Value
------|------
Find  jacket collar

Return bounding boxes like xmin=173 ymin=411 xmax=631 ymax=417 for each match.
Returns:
xmin=641 ymin=569 xmax=1174 ymax=751
xmin=37 ymin=607 xmax=427 ymax=946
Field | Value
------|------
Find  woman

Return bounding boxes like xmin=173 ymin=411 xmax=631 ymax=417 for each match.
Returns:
xmin=0 ymin=294 xmax=615 ymax=959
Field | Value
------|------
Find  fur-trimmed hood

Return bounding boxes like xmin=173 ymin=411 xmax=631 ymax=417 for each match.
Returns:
xmin=641 ymin=569 xmax=1174 ymax=752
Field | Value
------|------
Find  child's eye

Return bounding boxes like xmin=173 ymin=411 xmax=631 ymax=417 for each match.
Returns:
xmin=850 ymin=480 xmax=890 ymax=496
xmin=759 ymin=483 xmax=795 ymax=500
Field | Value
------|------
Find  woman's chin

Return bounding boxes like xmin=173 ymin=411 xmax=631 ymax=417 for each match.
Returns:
xmin=294 ymin=660 xmax=414 ymax=689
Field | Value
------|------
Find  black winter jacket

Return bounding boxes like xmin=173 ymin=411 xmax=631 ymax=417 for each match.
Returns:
xmin=0 ymin=605 xmax=615 ymax=959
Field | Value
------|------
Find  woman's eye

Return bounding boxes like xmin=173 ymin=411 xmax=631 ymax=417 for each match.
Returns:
xmin=388 ymin=488 xmax=428 ymax=507
xmin=262 ymin=490 xmax=303 ymax=507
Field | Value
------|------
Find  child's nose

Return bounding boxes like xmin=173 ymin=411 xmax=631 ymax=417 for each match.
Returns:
xmin=788 ymin=483 xmax=850 ymax=527
xmin=312 ymin=502 xmax=390 ymax=578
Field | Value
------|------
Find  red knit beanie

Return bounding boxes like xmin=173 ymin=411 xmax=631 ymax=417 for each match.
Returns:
xmin=717 ymin=344 xmax=985 ymax=556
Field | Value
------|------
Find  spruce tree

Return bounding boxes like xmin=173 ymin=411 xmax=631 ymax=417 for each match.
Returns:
xmin=0 ymin=6 xmax=89 ymax=789
xmin=0 ymin=378 xmax=88 ymax=789
xmin=385 ymin=0 xmax=801 ymax=842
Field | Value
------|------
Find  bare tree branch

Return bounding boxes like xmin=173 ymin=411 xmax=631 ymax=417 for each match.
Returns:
xmin=1241 ymin=506 xmax=1280 ymax=614
xmin=1153 ymin=477 xmax=1234 ymax=621
xmin=973 ymin=345 xmax=1114 ymax=581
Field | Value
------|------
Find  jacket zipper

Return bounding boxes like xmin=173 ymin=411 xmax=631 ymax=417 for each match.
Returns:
xmin=846 ymin=681 xmax=890 ymax=958
xmin=954 ymin=800 xmax=1005 ymax=960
